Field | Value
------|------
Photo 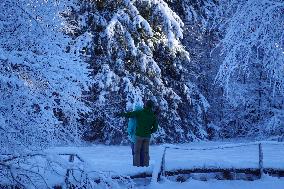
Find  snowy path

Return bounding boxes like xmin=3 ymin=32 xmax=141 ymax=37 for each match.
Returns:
xmin=47 ymin=141 xmax=284 ymax=177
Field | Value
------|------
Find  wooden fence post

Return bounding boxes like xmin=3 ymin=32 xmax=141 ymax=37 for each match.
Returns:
xmin=259 ymin=143 xmax=263 ymax=178
xmin=65 ymin=154 xmax=75 ymax=186
xmin=157 ymin=147 xmax=168 ymax=181
xmin=161 ymin=147 xmax=167 ymax=177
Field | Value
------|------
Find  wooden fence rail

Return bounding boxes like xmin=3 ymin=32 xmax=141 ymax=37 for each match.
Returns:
xmin=154 ymin=142 xmax=280 ymax=182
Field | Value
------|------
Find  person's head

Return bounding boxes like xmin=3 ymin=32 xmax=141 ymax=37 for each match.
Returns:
xmin=145 ymin=100 xmax=154 ymax=109
xmin=134 ymin=103 xmax=143 ymax=111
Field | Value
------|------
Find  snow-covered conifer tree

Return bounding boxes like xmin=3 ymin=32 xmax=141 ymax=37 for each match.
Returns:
xmin=169 ymin=0 xmax=222 ymax=139
xmin=62 ymin=0 xmax=210 ymax=143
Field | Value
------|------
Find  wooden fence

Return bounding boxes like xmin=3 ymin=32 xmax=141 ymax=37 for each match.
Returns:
xmin=154 ymin=142 xmax=284 ymax=182
xmin=59 ymin=142 xmax=284 ymax=185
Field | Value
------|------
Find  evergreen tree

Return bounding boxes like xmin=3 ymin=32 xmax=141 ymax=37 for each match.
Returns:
xmin=62 ymin=0 xmax=210 ymax=144
xmin=167 ymin=0 xmax=222 ymax=139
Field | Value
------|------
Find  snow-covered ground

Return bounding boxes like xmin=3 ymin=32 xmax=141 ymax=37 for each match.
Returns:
xmin=146 ymin=175 xmax=284 ymax=189
xmin=165 ymin=142 xmax=284 ymax=170
xmin=47 ymin=141 xmax=284 ymax=176
xmin=0 ymin=142 xmax=284 ymax=189
xmin=44 ymin=141 xmax=284 ymax=188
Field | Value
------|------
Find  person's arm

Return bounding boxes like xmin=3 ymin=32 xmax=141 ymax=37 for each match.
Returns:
xmin=127 ymin=119 xmax=135 ymax=136
xmin=151 ymin=117 xmax=158 ymax=133
xmin=120 ymin=110 xmax=140 ymax=118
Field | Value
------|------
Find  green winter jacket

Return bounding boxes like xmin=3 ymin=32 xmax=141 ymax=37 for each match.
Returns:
xmin=121 ymin=107 xmax=158 ymax=138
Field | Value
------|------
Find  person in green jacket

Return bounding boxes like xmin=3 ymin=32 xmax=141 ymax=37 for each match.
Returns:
xmin=119 ymin=100 xmax=158 ymax=167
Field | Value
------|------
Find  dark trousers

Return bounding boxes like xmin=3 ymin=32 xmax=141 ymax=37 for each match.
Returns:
xmin=134 ymin=136 xmax=150 ymax=167
xmin=131 ymin=142 xmax=144 ymax=165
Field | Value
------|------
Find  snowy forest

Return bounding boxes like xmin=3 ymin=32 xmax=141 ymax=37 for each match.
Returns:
xmin=0 ymin=0 xmax=283 ymax=188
